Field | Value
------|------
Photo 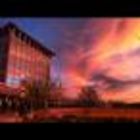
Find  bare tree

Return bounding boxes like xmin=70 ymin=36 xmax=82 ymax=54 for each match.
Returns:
xmin=79 ymin=86 xmax=100 ymax=106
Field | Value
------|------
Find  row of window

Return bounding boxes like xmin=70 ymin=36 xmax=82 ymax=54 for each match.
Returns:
xmin=11 ymin=29 xmax=39 ymax=48
xmin=10 ymin=42 xmax=47 ymax=62
xmin=6 ymin=73 xmax=46 ymax=87
xmin=8 ymin=61 xmax=48 ymax=75
xmin=6 ymin=75 xmax=23 ymax=87
xmin=8 ymin=56 xmax=48 ymax=74
xmin=7 ymin=66 xmax=48 ymax=81
xmin=8 ymin=65 xmax=49 ymax=78
xmin=9 ymin=50 xmax=48 ymax=66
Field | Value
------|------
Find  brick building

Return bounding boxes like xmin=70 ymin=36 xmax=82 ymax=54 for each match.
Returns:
xmin=0 ymin=22 xmax=55 ymax=88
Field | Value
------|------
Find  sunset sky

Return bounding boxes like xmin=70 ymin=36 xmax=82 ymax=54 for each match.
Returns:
xmin=0 ymin=18 xmax=140 ymax=103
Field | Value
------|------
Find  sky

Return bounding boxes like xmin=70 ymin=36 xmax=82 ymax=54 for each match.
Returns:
xmin=1 ymin=18 xmax=140 ymax=103
xmin=0 ymin=18 xmax=90 ymax=83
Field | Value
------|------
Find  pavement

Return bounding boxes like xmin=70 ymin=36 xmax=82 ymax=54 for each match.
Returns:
xmin=0 ymin=112 xmax=23 ymax=123
xmin=1 ymin=107 xmax=140 ymax=123
xmin=27 ymin=107 xmax=140 ymax=122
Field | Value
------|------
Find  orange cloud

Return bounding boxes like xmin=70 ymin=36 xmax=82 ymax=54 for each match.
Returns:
xmin=59 ymin=18 xmax=140 ymax=102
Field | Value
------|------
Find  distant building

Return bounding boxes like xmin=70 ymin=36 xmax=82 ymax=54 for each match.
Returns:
xmin=0 ymin=22 xmax=55 ymax=88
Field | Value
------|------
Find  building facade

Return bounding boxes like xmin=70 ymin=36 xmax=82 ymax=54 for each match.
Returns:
xmin=0 ymin=22 xmax=55 ymax=88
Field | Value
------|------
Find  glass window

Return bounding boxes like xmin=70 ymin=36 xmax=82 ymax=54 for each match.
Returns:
xmin=6 ymin=75 xmax=22 ymax=87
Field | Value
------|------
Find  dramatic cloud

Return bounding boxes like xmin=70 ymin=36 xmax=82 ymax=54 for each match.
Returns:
xmin=52 ymin=18 xmax=140 ymax=102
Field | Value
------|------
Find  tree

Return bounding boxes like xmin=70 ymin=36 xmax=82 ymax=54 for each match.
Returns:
xmin=25 ymin=81 xmax=38 ymax=98
xmin=38 ymin=80 xmax=51 ymax=98
xmin=48 ymin=81 xmax=64 ymax=104
xmin=79 ymin=86 xmax=99 ymax=106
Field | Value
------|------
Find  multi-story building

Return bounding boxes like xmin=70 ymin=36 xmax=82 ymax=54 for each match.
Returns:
xmin=0 ymin=22 xmax=55 ymax=88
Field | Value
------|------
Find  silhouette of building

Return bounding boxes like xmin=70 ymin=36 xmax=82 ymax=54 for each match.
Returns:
xmin=0 ymin=22 xmax=55 ymax=88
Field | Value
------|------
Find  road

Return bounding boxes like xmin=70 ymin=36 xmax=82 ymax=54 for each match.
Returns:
xmin=24 ymin=107 xmax=140 ymax=122
xmin=0 ymin=112 xmax=23 ymax=123
xmin=2 ymin=107 xmax=140 ymax=123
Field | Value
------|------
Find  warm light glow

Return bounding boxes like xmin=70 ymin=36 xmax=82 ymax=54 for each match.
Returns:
xmin=61 ymin=18 xmax=140 ymax=103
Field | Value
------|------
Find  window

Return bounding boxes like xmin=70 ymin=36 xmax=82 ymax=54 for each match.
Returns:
xmin=6 ymin=75 xmax=22 ymax=87
xmin=15 ymin=29 xmax=19 ymax=38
